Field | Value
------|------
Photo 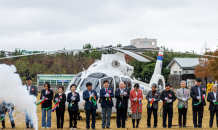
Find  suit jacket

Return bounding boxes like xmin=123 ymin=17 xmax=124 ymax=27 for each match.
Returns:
xmin=176 ymin=88 xmax=190 ymax=108
xmin=53 ymin=93 xmax=66 ymax=109
xmin=207 ymin=91 xmax=218 ymax=111
xmin=190 ymin=85 xmax=206 ymax=107
xmin=100 ymin=87 xmax=114 ymax=108
xmin=146 ymin=90 xmax=160 ymax=109
xmin=67 ymin=92 xmax=80 ymax=111
xmin=130 ymin=89 xmax=143 ymax=113
xmin=40 ymin=89 xmax=53 ymax=109
xmin=26 ymin=84 xmax=38 ymax=97
xmin=83 ymin=90 xmax=98 ymax=110
xmin=115 ymin=88 xmax=130 ymax=109
xmin=160 ymin=89 xmax=176 ymax=108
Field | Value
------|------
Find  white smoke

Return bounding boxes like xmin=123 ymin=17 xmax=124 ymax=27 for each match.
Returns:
xmin=0 ymin=64 xmax=38 ymax=130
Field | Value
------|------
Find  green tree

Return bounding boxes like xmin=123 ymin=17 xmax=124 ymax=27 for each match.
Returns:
xmin=30 ymin=62 xmax=46 ymax=77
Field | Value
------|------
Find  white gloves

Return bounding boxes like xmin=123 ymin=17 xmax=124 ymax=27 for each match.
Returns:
xmin=138 ymin=99 xmax=141 ymax=101
xmin=153 ymin=99 xmax=156 ymax=101
xmin=71 ymin=96 xmax=75 ymax=100
xmin=213 ymin=100 xmax=216 ymax=103
xmin=90 ymin=94 xmax=94 ymax=98
xmin=105 ymin=93 xmax=109 ymax=97
xmin=182 ymin=98 xmax=187 ymax=102
xmin=124 ymin=92 xmax=127 ymax=96
xmin=55 ymin=98 xmax=58 ymax=102
xmin=164 ymin=97 xmax=168 ymax=100
xmin=149 ymin=98 xmax=152 ymax=101
xmin=134 ymin=98 xmax=137 ymax=101
xmin=203 ymin=94 xmax=206 ymax=98
xmin=168 ymin=99 xmax=172 ymax=103
xmin=42 ymin=96 xmax=45 ymax=100
xmin=197 ymin=96 xmax=201 ymax=100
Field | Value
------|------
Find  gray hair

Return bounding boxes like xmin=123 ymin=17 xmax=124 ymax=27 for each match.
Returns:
xmin=151 ymin=83 xmax=157 ymax=88
xmin=180 ymin=80 xmax=186 ymax=84
xmin=212 ymin=84 xmax=217 ymax=88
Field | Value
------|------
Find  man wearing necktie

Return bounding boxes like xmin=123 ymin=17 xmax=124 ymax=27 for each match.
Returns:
xmin=207 ymin=84 xmax=218 ymax=128
xmin=83 ymin=82 xmax=98 ymax=129
xmin=176 ymin=80 xmax=190 ymax=128
xmin=115 ymin=82 xmax=130 ymax=128
xmin=190 ymin=78 xmax=206 ymax=128
xmin=100 ymin=80 xmax=114 ymax=129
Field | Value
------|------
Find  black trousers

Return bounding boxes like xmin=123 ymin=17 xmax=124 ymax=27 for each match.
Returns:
xmin=56 ymin=107 xmax=65 ymax=128
xmin=147 ymin=107 xmax=157 ymax=127
xmin=116 ymin=108 xmax=127 ymax=128
xmin=69 ymin=111 xmax=78 ymax=128
xmin=209 ymin=109 xmax=218 ymax=127
xmin=85 ymin=109 xmax=96 ymax=129
xmin=192 ymin=105 xmax=204 ymax=127
xmin=162 ymin=107 xmax=173 ymax=127
xmin=1 ymin=119 xmax=5 ymax=128
xmin=178 ymin=108 xmax=187 ymax=127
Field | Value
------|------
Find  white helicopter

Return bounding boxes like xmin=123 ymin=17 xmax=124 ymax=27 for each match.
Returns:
xmin=63 ymin=46 xmax=166 ymax=119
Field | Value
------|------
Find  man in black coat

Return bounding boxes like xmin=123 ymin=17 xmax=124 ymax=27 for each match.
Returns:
xmin=25 ymin=76 xmax=38 ymax=129
xmin=83 ymin=82 xmax=98 ymax=129
xmin=160 ymin=83 xmax=176 ymax=128
xmin=115 ymin=82 xmax=130 ymax=128
xmin=207 ymin=84 xmax=218 ymax=128
xmin=190 ymin=78 xmax=206 ymax=128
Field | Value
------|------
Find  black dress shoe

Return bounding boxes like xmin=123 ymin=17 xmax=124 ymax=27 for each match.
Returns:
xmin=198 ymin=127 xmax=202 ymax=128
xmin=2 ymin=127 xmax=6 ymax=129
xmin=26 ymin=126 xmax=29 ymax=129
xmin=194 ymin=126 xmax=197 ymax=128
xmin=106 ymin=127 xmax=110 ymax=129
xmin=122 ymin=127 xmax=126 ymax=128
xmin=163 ymin=126 xmax=166 ymax=128
xmin=117 ymin=127 xmax=120 ymax=128
xmin=183 ymin=126 xmax=187 ymax=128
xmin=168 ymin=126 xmax=171 ymax=128
xmin=147 ymin=126 xmax=151 ymax=128
xmin=102 ymin=127 xmax=105 ymax=129
xmin=179 ymin=126 xmax=182 ymax=128
xmin=153 ymin=126 xmax=157 ymax=128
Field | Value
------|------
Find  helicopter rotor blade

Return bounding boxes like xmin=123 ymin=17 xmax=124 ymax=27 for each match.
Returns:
xmin=112 ymin=48 xmax=151 ymax=62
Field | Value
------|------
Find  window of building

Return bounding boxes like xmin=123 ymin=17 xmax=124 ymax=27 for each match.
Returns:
xmin=173 ymin=71 xmax=177 ymax=74
xmin=140 ymin=41 xmax=150 ymax=45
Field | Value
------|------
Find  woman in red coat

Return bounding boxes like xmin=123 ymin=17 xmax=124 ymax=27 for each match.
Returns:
xmin=130 ymin=83 xmax=143 ymax=128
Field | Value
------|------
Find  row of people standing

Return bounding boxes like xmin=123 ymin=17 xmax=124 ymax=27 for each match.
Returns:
xmin=24 ymin=76 xmax=218 ymax=129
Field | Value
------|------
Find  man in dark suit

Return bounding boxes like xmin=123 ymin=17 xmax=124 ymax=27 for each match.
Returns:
xmin=115 ymin=82 xmax=130 ymax=128
xmin=190 ymin=78 xmax=206 ymax=128
xmin=83 ymin=82 xmax=98 ymax=129
xmin=25 ymin=76 xmax=38 ymax=129
xmin=100 ymin=80 xmax=114 ymax=129
xmin=146 ymin=83 xmax=161 ymax=128
xmin=207 ymin=84 xmax=218 ymax=128
xmin=160 ymin=83 xmax=176 ymax=128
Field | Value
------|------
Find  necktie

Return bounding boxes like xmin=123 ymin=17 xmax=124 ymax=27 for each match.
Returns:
xmin=183 ymin=89 xmax=185 ymax=95
xmin=106 ymin=88 xmax=108 ymax=93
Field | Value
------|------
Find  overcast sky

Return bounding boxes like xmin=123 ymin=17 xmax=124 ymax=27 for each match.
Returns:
xmin=0 ymin=0 xmax=218 ymax=53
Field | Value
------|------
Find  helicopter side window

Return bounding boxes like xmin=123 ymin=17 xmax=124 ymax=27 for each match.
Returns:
xmin=100 ymin=77 xmax=115 ymax=91
xmin=126 ymin=78 xmax=132 ymax=91
xmin=94 ymin=81 xmax=100 ymax=93
xmin=79 ymin=78 xmax=99 ymax=91
xmin=121 ymin=77 xmax=127 ymax=87
xmin=114 ymin=76 xmax=121 ymax=90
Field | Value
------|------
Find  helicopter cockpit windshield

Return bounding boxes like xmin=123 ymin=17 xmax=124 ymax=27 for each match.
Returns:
xmin=79 ymin=78 xmax=100 ymax=92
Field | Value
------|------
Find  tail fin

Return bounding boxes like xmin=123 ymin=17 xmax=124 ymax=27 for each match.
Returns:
xmin=153 ymin=47 xmax=164 ymax=75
